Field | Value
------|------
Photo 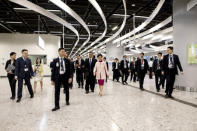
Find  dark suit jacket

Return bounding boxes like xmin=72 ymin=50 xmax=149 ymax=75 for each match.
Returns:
xmin=153 ymin=59 xmax=163 ymax=73
xmin=129 ymin=61 xmax=136 ymax=71
xmin=135 ymin=59 xmax=149 ymax=74
xmin=51 ymin=58 xmax=72 ymax=82
xmin=75 ymin=59 xmax=85 ymax=73
xmin=162 ymin=54 xmax=183 ymax=75
xmin=120 ymin=60 xmax=129 ymax=71
xmin=15 ymin=57 xmax=34 ymax=79
xmin=84 ymin=58 xmax=97 ymax=76
xmin=112 ymin=62 xmax=120 ymax=71
xmin=105 ymin=61 xmax=109 ymax=70
xmin=5 ymin=59 xmax=16 ymax=76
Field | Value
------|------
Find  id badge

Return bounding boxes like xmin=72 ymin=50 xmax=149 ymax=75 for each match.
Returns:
xmin=56 ymin=62 xmax=59 ymax=67
xmin=24 ymin=68 xmax=28 ymax=72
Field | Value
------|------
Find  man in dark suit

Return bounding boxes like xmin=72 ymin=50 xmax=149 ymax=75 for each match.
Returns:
xmin=120 ymin=55 xmax=129 ymax=85
xmin=5 ymin=52 xmax=17 ymax=100
xmin=112 ymin=58 xmax=120 ymax=82
xmin=15 ymin=49 xmax=34 ymax=102
xmin=162 ymin=46 xmax=183 ymax=98
xmin=51 ymin=48 xmax=73 ymax=111
xmin=84 ymin=52 xmax=97 ymax=93
xmin=135 ymin=52 xmax=149 ymax=90
xmin=153 ymin=52 xmax=164 ymax=92
xmin=75 ymin=54 xmax=85 ymax=89
xmin=129 ymin=57 xmax=137 ymax=82
xmin=103 ymin=57 xmax=109 ymax=82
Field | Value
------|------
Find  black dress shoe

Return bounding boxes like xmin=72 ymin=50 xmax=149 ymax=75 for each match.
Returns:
xmin=10 ymin=97 xmax=15 ymax=100
xmin=52 ymin=107 xmax=60 ymax=111
xmin=30 ymin=95 xmax=34 ymax=98
xmin=168 ymin=95 xmax=174 ymax=99
xmin=165 ymin=94 xmax=169 ymax=98
xmin=85 ymin=91 xmax=89 ymax=94
xmin=16 ymin=99 xmax=21 ymax=103
xmin=91 ymin=90 xmax=94 ymax=93
xmin=125 ymin=82 xmax=128 ymax=85
xmin=66 ymin=102 xmax=70 ymax=105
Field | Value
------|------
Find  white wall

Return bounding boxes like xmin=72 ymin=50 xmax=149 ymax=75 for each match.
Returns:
xmin=173 ymin=0 xmax=197 ymax=90
xmin=0 ymin=33 xmax=60 ymax=76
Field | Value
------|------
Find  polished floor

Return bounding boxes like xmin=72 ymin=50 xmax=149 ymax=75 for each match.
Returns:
xmin=0 ymin=76 xmax=197 ymax=131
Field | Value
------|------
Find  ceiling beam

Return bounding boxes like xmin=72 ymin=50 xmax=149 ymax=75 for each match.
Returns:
xmin=2 ymin=0 xmax=33 ymax=32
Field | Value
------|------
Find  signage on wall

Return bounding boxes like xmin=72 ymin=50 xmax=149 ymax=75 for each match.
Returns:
xmin=38 ymin=35 xmax=45 ymax=50
xmin=188 ymin=44 xmax=197 ymax=64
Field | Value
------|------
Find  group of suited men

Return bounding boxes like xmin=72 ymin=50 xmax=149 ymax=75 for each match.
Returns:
xmin=112 ymin=46 xmax=183 ymax=99
xmin=5 ymin=46 xmax=183 ymax=111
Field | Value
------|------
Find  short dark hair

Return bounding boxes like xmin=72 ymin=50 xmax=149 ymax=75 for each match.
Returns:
xmin=89 ymin=51 xmax=93 ymax=54
xmin=36 ymin=58 xmax=42 ymax=64
xmin=168 ymin=46 xmax=174 ymax=51
xmin=21 ymin=49 xmax=28 ymax=53
xmin=104 ymin=57 xmax=106 ymax=59
xmin=58 ymin=48 xmax=65 ymax=52
xmin=150 ymin=58 xmax=153 ymax=61
xmin=97 ymin=54 xmax=102 ymax=58
xmin=141 ymin=52 xmax=144 ymax=55
xmin=158 ymin=52 xmax=162 ymax=56
xmin=10 ymin=52 xmax=16 ymax=56
xmin=123 ymin=55 xmax=126 ymax=58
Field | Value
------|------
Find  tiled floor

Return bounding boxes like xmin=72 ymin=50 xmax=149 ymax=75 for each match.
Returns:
xmin=0 ymin=76 xmax=197 ymax=131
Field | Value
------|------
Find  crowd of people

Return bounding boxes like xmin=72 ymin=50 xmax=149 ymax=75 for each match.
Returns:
xmin=4 ymin=46 xmax=183 ymax=112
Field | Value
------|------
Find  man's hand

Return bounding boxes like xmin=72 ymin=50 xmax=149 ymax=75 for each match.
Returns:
xmin=147 ymin=71 xmax=150 ymax=75
xmin=162 ymin=71 xmax=164 ymax=75
xmin=180 ymin=71 xmax=184 ymax=75
xmin=152 ymin=72 xmax=155 ymax=76
xmin=15 ymin=76 xmax=18 ymax=80
xmin=68 ymin=78 xmax=72 ymax=84
xmin=51 ymin=81 xmax=55 ymax=86
xmin=135 ymin=72 xmax=137 ymax=75
xmin=8 ymin=71 xmax=12 ymax=74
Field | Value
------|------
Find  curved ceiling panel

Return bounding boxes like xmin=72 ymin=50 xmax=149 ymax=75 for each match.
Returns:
xmin=73 ymin=0 xmax=107 ymax=57
xmin=123 ymin=16 xmax=172 ymax=47
xmin=9 ymin=0 xmax=79 ymax=48
xmin=49 ymin=0 xmax=90 ymax=56
xmin=113 ymin=0 xmax=165 ymax=44
xmin=81 ymin=0 xmax=127 ymax=55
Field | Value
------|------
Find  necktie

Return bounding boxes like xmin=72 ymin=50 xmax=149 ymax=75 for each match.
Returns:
xmin=141 ymin=59 xmax=143 ymax=64
xmin=60 ymin=58 xmax=64 ymax=71
xmin=89 ymin=59 xmax=92 ymax=71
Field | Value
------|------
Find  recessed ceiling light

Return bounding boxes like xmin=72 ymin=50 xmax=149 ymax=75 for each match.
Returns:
xmin=132 ymin=4 xmax=135 ymax=7
xmin=6 ymin=21 xmax=23 ymax=24
xmin=112 ymin=26 xmax=118 ymax=31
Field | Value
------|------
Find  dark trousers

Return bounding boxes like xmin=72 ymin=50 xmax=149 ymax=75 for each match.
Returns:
xmin=165 ymin=69 xmax=176 ymax=96
xmin=122 ymin=69 xmax=129 ymax=83
xmin=149 ymin=67 xmax=153 ymax=79
xmin=155 ymin=70 xmax=163 ymax=90
xmin=113 ymin=69 xmax=120 ymax=81
xmin=17 ymin=73 xmax=34 ymax=99
xmin=55 ymin=74 xmax=69 ymax=107
xmin=7 ymin=74 xmax=16 ymax=98
xmin=138 ymin=72 xmax=146 ymax=89
xmin=130 ymin=70 xmax=136 ymax=82
xmin=85 ymin=73 xmax=96 ymax=92
xmin=76 ymin=71 xmax=84 ymax=87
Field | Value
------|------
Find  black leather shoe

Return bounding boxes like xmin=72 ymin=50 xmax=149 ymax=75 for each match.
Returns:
xmin=165 ymin=94 xmax=169 ymax=98
xmin=168 ymin=95 xmax=174 ymax=99
xmin=10 ymin=97 xmax=15 ymax=100
xmin=16 ymin=99 xmax=21 ymax=103
xmin=66 ymin=102 xmax=70 ymax=105
xmin=125 ymin=82 xmax=128 ymax=85
xmin=85 ymin=91 xmax=89 ymax=94
xmin=91 ymin=90 xmax=94 ymax=93
xmin=30 ymin=95 xmax=34 ymax=98
xmin=52 ymin=107 xmax=60 ymax=111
